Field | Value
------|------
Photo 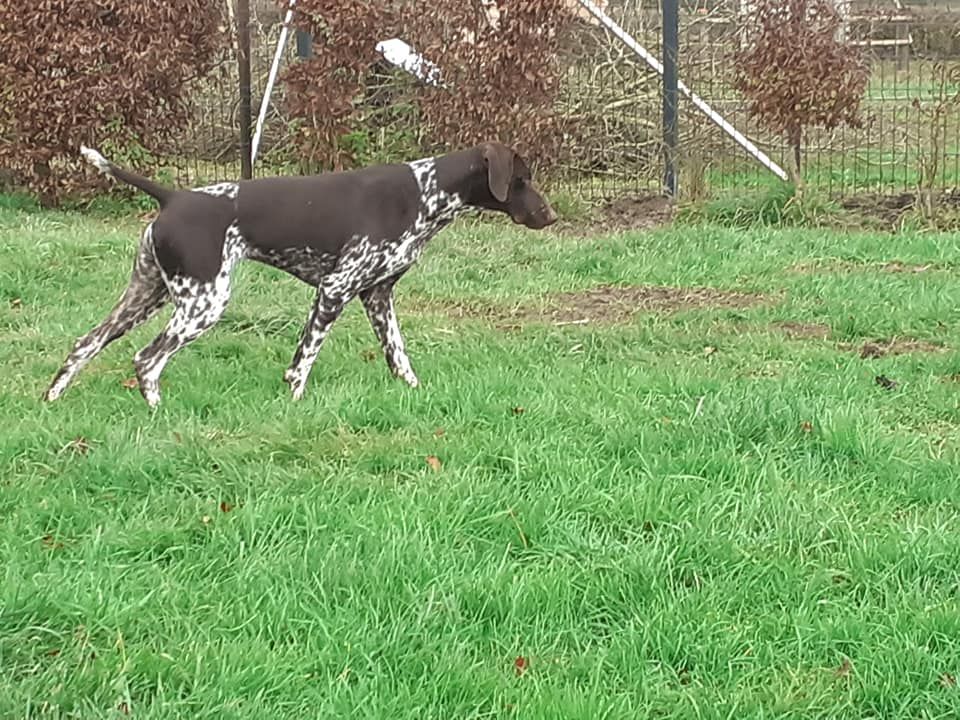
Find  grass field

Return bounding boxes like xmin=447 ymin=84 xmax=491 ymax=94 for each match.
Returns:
xmin=2 ymin=198 xmax=960 ymax=718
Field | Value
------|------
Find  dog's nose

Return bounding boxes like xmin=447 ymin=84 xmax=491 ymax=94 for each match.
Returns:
xmin=543 ymin=204 xmax=559 ymax=226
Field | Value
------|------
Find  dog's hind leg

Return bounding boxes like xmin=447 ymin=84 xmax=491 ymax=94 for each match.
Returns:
xmin=131 ymin=224 xmax=245 ymax=408
xmin=45 ymin=226 xmax=168 ymax=402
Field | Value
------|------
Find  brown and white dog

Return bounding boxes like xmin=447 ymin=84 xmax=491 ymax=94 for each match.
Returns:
xmin=45 ymin=142 xmax=557 ymax=407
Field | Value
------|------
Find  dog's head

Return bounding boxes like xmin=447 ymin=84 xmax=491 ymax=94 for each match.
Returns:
xmin=476 ymin=142 xmax=558 ymax=230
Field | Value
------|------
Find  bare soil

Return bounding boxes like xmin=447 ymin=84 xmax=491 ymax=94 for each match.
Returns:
xmin=772 ymin=321 xmax=832 ymax=340
xmin=840 ymin=190 xmax=960 ymax=229
xmin=772 ymin=323 xmax=944 ymax=357
xmin=846 ymin=337 xmax=946 ymax=359
xmin=554 ymin=194 xmax=674 ymax=235
xmin=788 ymin=259 xmax=940 ymax=275
xmin=430 ymin=285 xmax=766 ymax=327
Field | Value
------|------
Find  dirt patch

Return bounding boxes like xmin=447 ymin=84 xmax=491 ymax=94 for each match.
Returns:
xmin=773 ymin=321 xmax=831 ymax=339
xmin=881 ymin=261 xmax=936 ymax=274
xmin=555 ymin=194 xmax=674 ymax=235
xmin=840 ymin=192 xmax=917 ymax=227
xmin=432 ymin=285 xmax=766 ymax=326
xmin=599 ymin=196 xmax=674 ymax=231
xmin=788 ymin=258 xmax=940 ymax=275
xmin=842 ymin=337 xmax=947 ymax=359
xmin=840 ymin=190 xmax=960 ymax=229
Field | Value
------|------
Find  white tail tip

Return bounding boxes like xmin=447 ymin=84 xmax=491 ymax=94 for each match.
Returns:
xmin=79 ymin=145 xmax=111 ymax=175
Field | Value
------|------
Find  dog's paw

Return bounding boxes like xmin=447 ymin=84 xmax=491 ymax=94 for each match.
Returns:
xmin=285 ymin=368 xmax=308 ymax=400
xmin=44 ymin=372 xmax=70 ymax=402
xmin=137 ymin=380 xmax=162 ymax=408
xmin=289 ymin=383 xmax=307 ymax=401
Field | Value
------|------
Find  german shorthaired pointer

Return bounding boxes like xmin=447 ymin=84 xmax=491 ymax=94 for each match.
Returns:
xmin=45 ymin=142 xmax=557 ymax=407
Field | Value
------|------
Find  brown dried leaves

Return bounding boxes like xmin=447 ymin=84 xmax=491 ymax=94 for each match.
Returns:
xmin=281 ymin=0 xmax=576 ymax=170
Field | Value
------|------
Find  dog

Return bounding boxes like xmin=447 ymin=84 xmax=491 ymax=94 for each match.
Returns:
xmin=44 ymin=142 xmax=558 ymax=407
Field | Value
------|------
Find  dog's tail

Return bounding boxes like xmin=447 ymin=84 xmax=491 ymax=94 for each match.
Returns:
xmin=80 ymin=145 xmax=174 ymax=207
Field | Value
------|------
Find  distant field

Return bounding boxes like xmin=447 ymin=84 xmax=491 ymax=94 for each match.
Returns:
xmin=2 ymin=200 xmax=960 ymax=718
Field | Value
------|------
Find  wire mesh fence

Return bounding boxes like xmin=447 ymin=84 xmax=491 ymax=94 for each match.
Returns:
xmin=172 ymin=0 xmax=960 ymax=202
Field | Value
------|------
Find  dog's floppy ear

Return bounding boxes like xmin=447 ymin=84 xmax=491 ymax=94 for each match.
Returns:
xmin=482 ymin=143 xmax=514 ymax=202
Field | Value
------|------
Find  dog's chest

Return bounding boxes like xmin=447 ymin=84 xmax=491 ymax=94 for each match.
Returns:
xmin=246 ymin=245 xmax=339 ymax=286
xmin=376 ymin=192 xmax=461 ymax=273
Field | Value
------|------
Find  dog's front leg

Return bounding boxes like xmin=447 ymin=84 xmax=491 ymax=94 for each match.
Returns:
xmin=284 ymin=283 xmax=353 ymax=400
xmin=359 ymin=278 xmax=419 ymax=388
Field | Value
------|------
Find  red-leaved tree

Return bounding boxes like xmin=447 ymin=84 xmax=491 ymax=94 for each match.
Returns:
xmin=733 ymin=0 xmax=869 ymax=183
xmin=0 ymin=0 xmax=225 ymax=204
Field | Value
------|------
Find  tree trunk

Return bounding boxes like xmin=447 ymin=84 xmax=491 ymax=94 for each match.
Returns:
xmin=33 ymin=160 xmax=58 ymax=208
xmin=787 ymin=124 xmax=803 ymax=188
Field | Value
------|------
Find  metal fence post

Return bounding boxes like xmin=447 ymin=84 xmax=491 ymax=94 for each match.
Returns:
xmin=662 ymin=0 xmax=679 ymax=198
xmin=295 ymin=29 xmax=313 ymax=59
xmin=237 ymin=0 xmax=253 ymax=179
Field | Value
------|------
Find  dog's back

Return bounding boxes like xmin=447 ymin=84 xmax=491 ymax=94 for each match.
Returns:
xmin=236 ymin=164 xmax=421 ymax=256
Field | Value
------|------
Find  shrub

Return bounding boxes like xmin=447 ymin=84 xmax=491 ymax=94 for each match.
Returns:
xmin=0 ymin=1 xmax=225 ymax=204
xmin=733 ymin=0 xmax=869 ymax=183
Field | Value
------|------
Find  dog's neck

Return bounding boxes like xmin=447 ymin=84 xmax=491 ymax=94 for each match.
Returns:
xmin=407 ymin=156 xmax=467 ymax=225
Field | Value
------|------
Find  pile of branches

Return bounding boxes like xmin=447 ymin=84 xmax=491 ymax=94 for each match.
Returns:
xmin=0 ymin=0 xmax=225 ymax=204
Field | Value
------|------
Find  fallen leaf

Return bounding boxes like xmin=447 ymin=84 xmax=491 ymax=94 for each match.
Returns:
xmin=120 ymin=377 xmax=138 ymax=389
xmin=800 ymin=421 xmax=813 ymax=433
xmin=173 ymin=432 xmax=183 ymax=443
xmin=426 ymin=455 xmax=442 ymax=472
xmin=41 ymin=534 xmax=64 ymax=550
xmin=360 ymin=348 xmax=378 ymax=362
xmin=67 ymin=436 xmax=90 ymax=455
xmin=835 ymin=658 xmax=853 ymax=678
xmin=219 ymin=501 xmax=234 ymax=513
xmin=661 ymin=416 xmax=672 ymax=425
xmin=514 ymin=656 xmax=528 ymax=676
xmin=10 ymin=298 xmax=21 ymax=309
xmin=703 ymin=345 xmax=717 ymax=357
xmin=875 ymin=374 xmax=898 ymax=390
xmin=511 ymin=406 xmax=525 ymax=416
xmin=45 ymin=648 xmax=61 ymax=657
xmin=940 ymin=672 xmax=956 ymax=688
xmin=433 ymin=427 xmax=445 ymax=437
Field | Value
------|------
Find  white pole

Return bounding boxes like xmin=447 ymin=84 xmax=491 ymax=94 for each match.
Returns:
xmin=251 ymin=0 xmax=297 ymax=168
xmin=576 ymin=0 xmax=789 ymax=182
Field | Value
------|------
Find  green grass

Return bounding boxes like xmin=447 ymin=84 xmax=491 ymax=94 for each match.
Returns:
xmin=2 ymin=201 xmax=960 ymax=719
